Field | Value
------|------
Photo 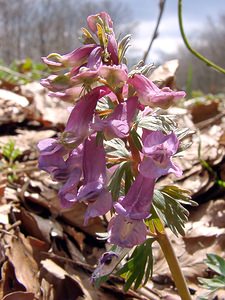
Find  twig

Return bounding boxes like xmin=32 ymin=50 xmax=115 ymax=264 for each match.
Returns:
xmin=142 ymin=0 xmax=166 ymax=63
xmin=178 ymin=0 xmax=225 ymax=75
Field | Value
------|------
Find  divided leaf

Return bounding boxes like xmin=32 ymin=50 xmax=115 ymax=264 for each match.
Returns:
xmin=204 ymin=254 xmax=225 ymax=276
xmin=116 ymin=238 xmax=154 ymax=291
xmin=137 ymin=113 xmax=177 ymax=134
xmin=153 ymin=186 xmax=197 ymax=236
xmin=108 ymin=161 xmax=128 ymax=200
xmin=198 ymin=255 xmax=225 ymax=298
xmin=105 ymin=138 xmax=130 ymax=158
xmin=108 ymin=161 xmax=134 ymax=199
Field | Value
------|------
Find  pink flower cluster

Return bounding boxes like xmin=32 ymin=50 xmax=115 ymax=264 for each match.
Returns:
xmin=38 ymin=12 xmax=185 ymax=249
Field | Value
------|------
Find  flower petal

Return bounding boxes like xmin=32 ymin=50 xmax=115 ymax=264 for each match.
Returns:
xmin=128 ymin=74 xmax=185 ymax=108
xmin=108 ymin=214 xmax=147 ymax=248
xmin=114 ymin=174 xmax=155 ymax=219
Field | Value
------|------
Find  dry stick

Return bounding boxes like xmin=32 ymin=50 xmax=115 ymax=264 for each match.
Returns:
xmin=178 ymin=0 xmax=225 ymax=75
xmin=156 ymin=230 xmax=192 ymax=300
xmin=142 ymin=0 xmax=166 ymax=64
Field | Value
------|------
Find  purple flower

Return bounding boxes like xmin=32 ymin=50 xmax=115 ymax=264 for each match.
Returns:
xmin=58 ymin=145 xmax=83 ymax=207
xmin=87 ymin=12 xmax=113 ymax=33
xmin=87 ymin=12 xmax=118 ymax=65
xmin=37 ymin=138 xmax=66 ymax=180
xmin=98 ymin=64 xmax=128 ymax=88
xmin=114 ymin=174 xmax=155 ymax=220
xmin=92 ymin=96 xmax=138 ymax=139
xmin=70 ymin=47 xmax=103 ymax=86
xmin=41 ymin=44 xmax=97 ymax=70
xmin=92 ymin=248 xmax=130 ymax=280
xmin=87 ymin=46 xmax=103 ymax=70
xmin=48 ymin=86 xmax=84 ymax=102
xmin=37 ymin=138 xmax=83 ymax=207
xmin=62 ymin=86 xmax=110 ymax=147
xmin=77 ymin=135 xmax=112 ymax=224
xmin=139 ymin=130 xmax=182 ymax=179
xmin=128 ymin=74 xmax=186 ymax=109
xmin=107 ymin=34 xmax=119 ymax=65
xmin=58 ymin=168 xmax=82 ymax=208
xmin=108 ymin=214 xmax=147 ymax=248
xmin=40 ymin=74 xmax=72 ymax=92
xmin=38 ymin=138 xmax=83 ymax=207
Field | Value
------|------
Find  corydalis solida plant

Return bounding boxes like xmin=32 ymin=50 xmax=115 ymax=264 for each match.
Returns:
xmin=38 ymin=12 xmax=193 ymax=297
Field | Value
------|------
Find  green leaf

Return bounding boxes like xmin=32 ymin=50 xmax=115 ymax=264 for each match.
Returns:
xmin=108 ymin=161 xmax=128 ymax=200
xmin=105 ymin=138 xmax=130 ymax=158
xmin=153 ymin=186 xmax=196 ymax=236
xmin=130 ymin=129 xmax=142 ymax=151
xmin=198 ymin=254 xmax=225 ymax=299
xmin=124 ymin=163 xmax=134 ymax=194
xmin=136 ymin=113 xmax=177 ymax=134
xmin=204 ymin=254 xmax=225 ymax=276
xmin=146 ymin=206 xmax=165 ymax=234
xmin=129 ymin=61 xmax=154 ymax=77
xmin=2 ymin=140 xmax=21 ymax=162
xmin=175 ymin=127 xmax=194 ymax=141
xmin=198 ymin=275 xmax=225 ymax=291
xmin=116 ymin=238 xmax=154 ymax=291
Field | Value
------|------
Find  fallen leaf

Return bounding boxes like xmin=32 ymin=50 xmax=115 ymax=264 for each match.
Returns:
xmin=5 ymin=232 xmax=40 ymax=295
xmin=0 ymin=261 xmax=26 ymax=298
xmin=150 ymin=60 xmax=179 ymax=88
xmin=40 ymin=259 xmax=85 ymax=300
xmin=2 ymin=291 xmax=34 ymax=300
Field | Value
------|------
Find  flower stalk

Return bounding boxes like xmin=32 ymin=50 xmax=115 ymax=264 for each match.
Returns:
xmin=156 ymin=229 xmax=192 ymax=300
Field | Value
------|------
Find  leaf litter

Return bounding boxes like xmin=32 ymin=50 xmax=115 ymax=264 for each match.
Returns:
xmin=0 ymin=62 xmax=225 ymax=299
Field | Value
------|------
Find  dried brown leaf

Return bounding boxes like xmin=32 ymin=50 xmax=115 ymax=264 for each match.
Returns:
xmin=150 ymin=60 xmax=179 ymax=88
xmin=0 ymin=261 xmax=26 ymax=298
xmin=5 ymin=232 xmax=40 ymax=295
xmin=2 ymin=291 xmax=34 ymax=300
xmin=40 ymin=259 xmax=85 ymax=300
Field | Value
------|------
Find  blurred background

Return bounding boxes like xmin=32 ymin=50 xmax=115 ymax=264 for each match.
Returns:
xmin=1 ymin=0 xmax=225 ymax=94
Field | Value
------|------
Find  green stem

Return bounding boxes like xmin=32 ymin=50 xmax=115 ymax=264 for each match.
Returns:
xmin=157 ymin=230 xmax=192 ymax=300
xmin=178 ymin=0 xmax=225 ymax=75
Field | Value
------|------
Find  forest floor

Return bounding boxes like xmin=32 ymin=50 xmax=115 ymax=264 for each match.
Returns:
xmin=0 ymin=64 xmax=225 ymax=300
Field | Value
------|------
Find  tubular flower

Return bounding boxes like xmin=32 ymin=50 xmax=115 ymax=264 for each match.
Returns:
xmin=114 ymin=174 xmax=155 ymax=220
xmin=62 ymin=86 xmax=110 ymax=147
xmin=48 ymin=86 xmax=84 ymax=102
xmin=92 ymin=96 xmax=138 ymax=139
xmin=77 ymin=135 xmax=112 ymax=224
xmin=98 ymin=64 xmax=128 ymax=89
xmin=38 ymin=139 xmax=83 ymax=207
xmin=108 ymin=214 xmax=147 ymax=248
xmin=87 ymin=12 xmax=113 ymax=33
xmin=70 ymin=46 xmax=103 ymax=86
xmin=139 ymin=130 xmax=182 ymax=179
xmin=37 ymin=138 xmax=67 ymax=180
xmin=128 ymin=74 xmax=186 ymax=109
xmin=40 ymin=74 xmax=72 ymax=92
xmin=41 ymin=44 xmax=98 ymax=70
xmin=87 ymin=12 xmax=119 ymax=64
xmin=38 ymin=10 xmax=187 ymax=266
